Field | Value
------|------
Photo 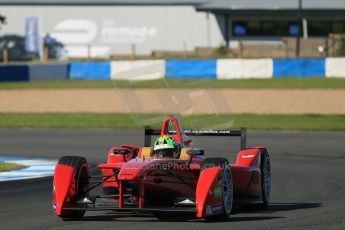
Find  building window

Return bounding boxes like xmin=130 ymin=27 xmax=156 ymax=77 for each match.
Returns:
xmin=233 ymin=23 xmax=247 ymax=35
xmin=233 ymin=20 xmax=299 ymax=37
xmin=289 ymin=24 xmax=299 ymax=36
xmin=308 ymin=21 xmax=329 ymax=36
xmin=308 ymin=21 xmax=345 ymax=36
xmin=332 ymin=22 xmax=344 ymax=34
xmin=232 ymin=20 xmax=345 ymax=37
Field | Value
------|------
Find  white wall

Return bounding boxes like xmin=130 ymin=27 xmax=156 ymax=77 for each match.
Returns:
xmin=111 ymin=60 xmax=165 ymax=80
xmin=326 ymin=58 xmax=345 ymax=78
xmin=217 ymin=59 xmax=273 ymax=79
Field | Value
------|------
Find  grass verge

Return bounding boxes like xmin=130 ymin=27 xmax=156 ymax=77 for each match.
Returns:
xmin=0 ymin=162 xmax=27 ymax=172
xmin=0 ymin=78 xmax=345 ymax=89
xmin=0 ymin=113 xmax=344 ymax=131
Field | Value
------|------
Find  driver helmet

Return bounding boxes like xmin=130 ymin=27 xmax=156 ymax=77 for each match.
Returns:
xmin=153 ymin=136 xmax=180 ymax=159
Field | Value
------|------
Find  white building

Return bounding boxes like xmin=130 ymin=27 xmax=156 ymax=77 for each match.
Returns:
xmin=1 ymin=0 xmax=345 ymax=58
xmin=0 ymin=1 xmax=224 ymax=58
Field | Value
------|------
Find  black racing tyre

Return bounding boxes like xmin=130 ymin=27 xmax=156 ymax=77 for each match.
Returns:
xmin=201 ymin=158 xmax=233 ymax=221
xmin=57 ymin=156 xmax=89 ymax=220
xmin=260 ymin=150 xmax=271 ymax=208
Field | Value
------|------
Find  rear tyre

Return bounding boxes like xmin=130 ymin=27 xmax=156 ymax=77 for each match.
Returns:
xmin=259 ymin=150 xmax=271 ymax=208
xmin=57 ymin=156 xmax=89 ymax=220
xmin=201 ymin=158 xmax=233 ymax=221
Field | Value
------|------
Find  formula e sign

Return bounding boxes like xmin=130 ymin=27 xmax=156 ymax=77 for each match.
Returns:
xmin=51 ymin=19 xmax=157 ymax=58
xmin=51 ymin=19 xmax=97 ymax=44
xmin=101 ymin=20 xmax=157 ymax=43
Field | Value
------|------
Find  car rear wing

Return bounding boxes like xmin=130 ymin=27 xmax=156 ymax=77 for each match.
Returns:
xmin=144 ymin=126 xmax=247 ymax=150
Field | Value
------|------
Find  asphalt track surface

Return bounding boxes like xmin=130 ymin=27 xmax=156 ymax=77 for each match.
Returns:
xmin=0 ymin=128 xmax=345 ymax=230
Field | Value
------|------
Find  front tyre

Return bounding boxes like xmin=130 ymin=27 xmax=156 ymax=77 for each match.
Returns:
xmin=201 ymin=158 xmax=233 ymax=221
xmin=260 ymin=150 xmax=271 ymax=208
xmin=56 ymin=156 xmax=89 ymax=220
xmin=222 ymin=164 xmax=233 ymax=217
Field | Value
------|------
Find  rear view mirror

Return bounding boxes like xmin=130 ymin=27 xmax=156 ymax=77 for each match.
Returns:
xmin=113 ymin=147 xmax=130 ymax=162
xmin=187 ymin=149 xmax=204 ymax=156
xmin=114 ymin=148 xmax=130 ymax=155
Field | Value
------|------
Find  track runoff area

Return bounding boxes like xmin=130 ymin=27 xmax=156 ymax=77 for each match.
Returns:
xmin=0 ymin=157 xmax=56 ymax=181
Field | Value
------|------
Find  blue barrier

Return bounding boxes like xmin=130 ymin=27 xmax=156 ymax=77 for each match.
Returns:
xmin=0 ymin=65 xmax=29 ymax=82
xmin=0 ymin=59 xmax=333 ymax=82
xmin=166 ymin=60 xmax=217 ymax=78
xmin=273 ymin=59 xmax=325 ymax=78
xmin=69 ymin=62 xmax=111 ymax=79
xmin=29 ymin=64 xmax=68 ymax=81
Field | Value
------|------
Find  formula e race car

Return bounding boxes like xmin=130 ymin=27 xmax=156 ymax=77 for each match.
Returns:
xmin=53 ymin=116 xmax=271 ymax=220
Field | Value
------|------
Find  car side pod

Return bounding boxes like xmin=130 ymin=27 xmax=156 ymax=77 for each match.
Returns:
xmin=236 ymin=147 xmax=267 ymax=167
xmin=53 ymin=164 xmax=75 ymax=216
xmin=196 ymin=166 xmax=223 ymax=218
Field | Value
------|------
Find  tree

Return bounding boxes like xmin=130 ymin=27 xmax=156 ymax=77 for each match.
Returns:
xmin=0 ymin=14 xmax=6 ymax=30
xmin=336 ymin=35 xmax=345 ymax=57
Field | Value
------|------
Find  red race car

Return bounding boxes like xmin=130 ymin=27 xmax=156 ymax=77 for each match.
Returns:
xmin=53 ymin=116 xmax=271 ymax=220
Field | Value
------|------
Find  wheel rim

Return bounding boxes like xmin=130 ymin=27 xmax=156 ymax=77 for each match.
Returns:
xmin=77 ymin=164 xmax=88 ymax=198
xmin=264 ymin=157 xmax=271 ymax=201
xmin=223 ymin=165 xmax=233 ymax=215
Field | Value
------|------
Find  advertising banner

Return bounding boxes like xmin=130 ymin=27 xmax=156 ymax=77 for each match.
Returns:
xmin=25 ymin=17 xmax=41 ymax=55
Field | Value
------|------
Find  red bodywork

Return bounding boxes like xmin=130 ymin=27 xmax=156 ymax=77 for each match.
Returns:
xmin=53 ymin=116 xmax=268 ymax=219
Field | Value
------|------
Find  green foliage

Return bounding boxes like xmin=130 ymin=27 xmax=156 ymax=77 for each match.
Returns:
xmin=0 ymin=14 xmax=6 ymax=30
xmin=214 ymin=43 xmax=230 ymax=57
xmin=336 ymin=34 xmax=345 ymax=57
xmin=0 ymin=162 xmax=27 ymax=172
